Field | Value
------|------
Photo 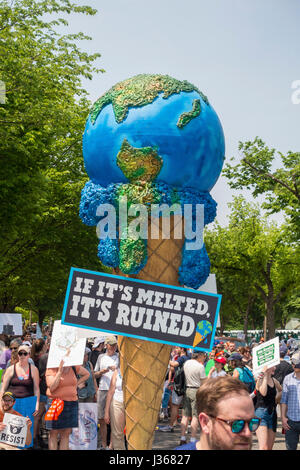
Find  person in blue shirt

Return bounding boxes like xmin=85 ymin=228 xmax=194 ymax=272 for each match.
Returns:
xmin=159 ymin=347 xmax=190 ymax=432
xmin=281 ymin=351 xmax=300 ymax=450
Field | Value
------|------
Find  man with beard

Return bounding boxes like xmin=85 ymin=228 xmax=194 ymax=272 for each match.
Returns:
xmin=175 ymin=376 xmax=261 ymax=450
xmin=0 ymin=391 xmax=32 ymax=450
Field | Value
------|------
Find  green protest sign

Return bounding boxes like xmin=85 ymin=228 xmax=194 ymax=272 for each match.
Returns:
xmin=252 ymin=337 xmax=280 ymax=374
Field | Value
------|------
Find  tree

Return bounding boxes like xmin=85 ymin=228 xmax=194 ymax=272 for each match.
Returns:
xmin=210 ymin=270 xmax=263 ymax=335
xmin=205 ymin=197 xmax=300 ymax=339
xmin=0 ymin=0 xmax=107 ymax=319
xmin=222 ymin=137 xmax=300 ymax=240
xmin=276 ymin=289 xmax=300 ymax=330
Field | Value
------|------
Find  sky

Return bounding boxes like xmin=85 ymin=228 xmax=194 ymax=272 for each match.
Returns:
xmin=60 ymin=0 xmax=300 ymax=226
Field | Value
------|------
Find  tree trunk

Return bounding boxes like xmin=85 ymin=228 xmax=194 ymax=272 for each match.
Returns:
xmin=266 ymin=299 xmax=276 ymax=339
xmin=243 ymin=295 xmax=254 ymax=338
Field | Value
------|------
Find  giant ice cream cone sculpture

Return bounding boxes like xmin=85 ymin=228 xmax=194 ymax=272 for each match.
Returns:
xmin=79 ymin=74 xmax=225 ymax=449
xmin=115 ymin=215 xmax=184 ymax=450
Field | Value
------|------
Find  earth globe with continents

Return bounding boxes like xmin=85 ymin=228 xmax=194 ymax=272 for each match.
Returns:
xmin=80 ymin=74 xmax=225 ymax=289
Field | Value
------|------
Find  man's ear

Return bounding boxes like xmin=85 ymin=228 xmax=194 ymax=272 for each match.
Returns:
xmin=198 ymin=412 xmax=211 ymax=434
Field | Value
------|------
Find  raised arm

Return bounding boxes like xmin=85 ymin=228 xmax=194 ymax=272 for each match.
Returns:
xmin=104 ymin=369 xmax=118 ymax=425
xmin=31 ymin=364 xmax=40 ymax=416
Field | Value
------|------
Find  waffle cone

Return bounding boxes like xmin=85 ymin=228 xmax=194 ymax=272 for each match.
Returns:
xmin=114 ymin=215 xmax=184 ymax=450
xmin=192 ymin=332 xmax=205 ymax=348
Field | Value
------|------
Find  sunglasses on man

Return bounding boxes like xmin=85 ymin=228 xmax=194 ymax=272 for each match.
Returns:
xmin=208 ymin=415 xmax=261 ymax=433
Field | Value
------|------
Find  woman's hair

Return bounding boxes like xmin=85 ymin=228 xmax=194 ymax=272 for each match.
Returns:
xmin=31 ymin=338 xmax=45 ymax=361
xmin=10 ymin=348 xmax=19 ymax=365
xmin=196 ymin=376 xmax=249 ymax=416
xmin=230 ymin=358 xmax=244 ymax=368
xmin=10 ymin=338 xmax=22 ymax=347
xmin=0 ymin=334 xmax=10 ymax=347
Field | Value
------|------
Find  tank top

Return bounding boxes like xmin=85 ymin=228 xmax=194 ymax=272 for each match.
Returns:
xmin=77 ymin=361 xmax=95 ymax=399
xmin=255 ymin=380 xmax=277 ymax=414
xmin=8 ymin=364 xmax=34 ymax=398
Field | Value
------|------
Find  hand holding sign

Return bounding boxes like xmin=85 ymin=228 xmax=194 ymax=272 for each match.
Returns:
xmin=252 ymin=337 xmax=280 ymax=375
xmin=62 ymin=268 xmax=221 ymax=352
xmin=0 ymin=414 xmax=29 ymax=448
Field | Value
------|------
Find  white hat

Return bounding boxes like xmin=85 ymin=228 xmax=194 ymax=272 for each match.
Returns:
xmin=93 ymin=337 xmax=106 ymax=348
xmin=291 ymin=351 xmax=300 ymax=368
xmin=22 ymin=341 xmax=32 ymax=347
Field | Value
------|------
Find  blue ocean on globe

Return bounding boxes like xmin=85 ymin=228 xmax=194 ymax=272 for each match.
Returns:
xmin=83 ymin=90 xmax=225 ymax=191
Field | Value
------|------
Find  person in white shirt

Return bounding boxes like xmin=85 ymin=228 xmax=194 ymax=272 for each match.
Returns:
xmin=179 ymin=351 xmax=207 ymax=446
xmin=94 ymin=335 xmax=119 ymax=449
xmin=104 ymin=367 xmax=125 ymax=450
xmin=208 ymin=356 xmax=228 ymax=378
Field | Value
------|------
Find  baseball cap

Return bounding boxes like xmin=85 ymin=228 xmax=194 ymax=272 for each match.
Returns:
xmin=215 ymin=357 xmax=226 ymax=365
xmin=18 ymin=344 xmax=31 ymax=354
xmin=228 ymin=352 xmax=243 ymax=361
xmin=105 ymin=335 xmax=118 ymax=345
xmin=93 ymin=337 xmax=106 ymax=348
xmin=280 ymin=345 xmax=288 ymax=357
xmin=291 ymin=351 xmax=300 ymax=368
xmin=22 ymin=341 xmax=31 ymax=347
xmin=2 ymin=391 xmax=16 ymax=401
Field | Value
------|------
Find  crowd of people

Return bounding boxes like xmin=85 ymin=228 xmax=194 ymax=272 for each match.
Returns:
xmin=0 ymin=327 xmax=299 ymax=451
xmin=159 ymin=336 xmax=300 ymax=451
xmin=0 ymin=328 xmax=127 ymax=451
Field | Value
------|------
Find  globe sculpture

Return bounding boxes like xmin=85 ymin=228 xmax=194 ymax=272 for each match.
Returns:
xmin=79 ymin=74 xmax=225 ymax=450
xmin=80 ymin=74 xmax=225 ymax=289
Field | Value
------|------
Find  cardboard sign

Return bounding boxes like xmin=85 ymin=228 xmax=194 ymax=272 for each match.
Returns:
xmin=0 ymin=413 xmax=28 ymax=448
xmin=69 ymin=403 xmax=98 ymax=450
xmin=61 ymin=267 xmax=222 ymax=352
xmin=46 ymin=320 xmax=86 ymax=368
xmin=196 ymin=274 xmax=220 ymax=328
xmin=252 ymin=337 xmax=280 ymax=374
xmin=0 ymin=314 xmax=22 ymax=336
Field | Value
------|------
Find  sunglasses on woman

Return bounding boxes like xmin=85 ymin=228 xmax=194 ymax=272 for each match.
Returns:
xmin=18 ymin=351 xmax=29 ymax=356
xmin=209 ymin=415 xmax=261 ymax=433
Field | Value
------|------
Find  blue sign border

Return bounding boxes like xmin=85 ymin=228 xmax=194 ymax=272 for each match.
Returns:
xmin=61 ymin=267 xmax=222 ymax=352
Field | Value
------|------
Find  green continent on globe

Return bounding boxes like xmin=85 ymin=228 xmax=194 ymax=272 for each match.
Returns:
xmin=177 ymin=99 xmax=201 ymax=129
xmin=90 ymin=74 xmax=209 ymax=125
xmin=119 ymin=238 xmax=147 ymax=274
xmin=116 ymin=139 xmax=163 ymax=183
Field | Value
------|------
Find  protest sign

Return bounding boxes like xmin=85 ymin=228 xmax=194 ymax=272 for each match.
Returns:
xmin=0 ymin=314 xmax=22 ymax=336
xmin=46 ymin=320 xmax=86 ymax=368
xmin=252 ymin=337 xmax=280 ymax=374
xmin=197 ymin=274 xmax=220 ymax=328
xmin=75 ymin=328 xmax=111 ymax=340
xmin=61 ymin=267 xmax=222 ymax=352
xmin=0 ymin=413 xmax=28 ymax=448
xmin=69 ymin=403 xmax=98 ymax=450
